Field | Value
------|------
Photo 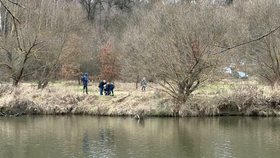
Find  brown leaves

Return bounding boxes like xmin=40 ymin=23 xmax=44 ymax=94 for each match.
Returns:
xmin=99 ymin=41 xmax=120 ymax=81
xmin=60 ymin=63 xmax=81 ymax=80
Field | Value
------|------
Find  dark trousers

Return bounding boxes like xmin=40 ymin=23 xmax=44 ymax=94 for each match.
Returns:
xmin=100 ymin=88 xmax=104 ymax=95
xmin=83 ymin=85 xmax=88 ymax=94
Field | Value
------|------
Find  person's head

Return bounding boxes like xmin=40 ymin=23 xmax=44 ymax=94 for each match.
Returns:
xmin=143 ymin=77 xmax=146 ymax=80
xmin=84 ymin=72 xmax=88 ymax=76
xmin=103 ymin=80 xmax=106 ymax=83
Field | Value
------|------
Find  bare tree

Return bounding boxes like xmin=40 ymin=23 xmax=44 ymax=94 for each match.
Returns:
xmin=0 ymin=0 xmax=86 ymax=87
xmin=242 ymin=0 xmax=280 ymax=89
xmin=79 ymin=0 xmax=134 ymax=32
xmin=0 ymin=26 xmax=43 ymax=86
xmin=123 ymin=4 xmax=229 ymax=114
xmin=80 ymin=0 xmax=103 ymax=21
xmin=0 ymin=0 xmax=44 ymax=86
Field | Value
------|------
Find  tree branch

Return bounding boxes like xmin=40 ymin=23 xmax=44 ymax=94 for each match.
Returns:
xmin=214 ymin=25 xmax=280 ymax=54
xmin=6 ymin=0 xmax=25 ymax=8
xmin=0 ymin=0 xmax=20 ymax=23
xmin=0 ymin=62 xmax=13 ymax=70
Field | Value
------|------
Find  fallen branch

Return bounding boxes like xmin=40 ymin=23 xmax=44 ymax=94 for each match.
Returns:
xmin=0 ymin=112 xmax=6 ymax=116
xmin=116 ymin=94 xmax=131 ymax=102
xmin=12 ymin=113 xmax=20 ymax=117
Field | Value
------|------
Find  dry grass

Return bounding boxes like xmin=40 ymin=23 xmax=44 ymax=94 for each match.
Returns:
xmin=1 ymin=80 xmax=280 ymax=117
xmin=181 ymin=82 xmax=280 ymax=117
xmin=0 ymin=81 xmax=172 ymax=116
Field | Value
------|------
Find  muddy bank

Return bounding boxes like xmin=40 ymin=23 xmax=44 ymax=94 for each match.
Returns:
xmin=1 ymin=84 xmax=280 ymax=117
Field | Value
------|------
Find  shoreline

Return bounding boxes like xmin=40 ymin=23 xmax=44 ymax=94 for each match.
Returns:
xmin=1 ymin=83 xmax=280 ymax=117
xmin=1 ymin=111 xmax=280 ymax=118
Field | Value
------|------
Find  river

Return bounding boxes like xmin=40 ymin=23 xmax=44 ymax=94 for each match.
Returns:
xmin=0 ymin=116 xmax=279 ymax=158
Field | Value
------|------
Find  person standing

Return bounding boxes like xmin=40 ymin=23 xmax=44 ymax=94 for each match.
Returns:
xmin=140 ymin=77 xmax=147 ymax=92
xmin=99 ymin=80 xmax=106 ymax=95
xmin=81 ymin=73 xmax=89 ymax=94
xmin=109 ymin=82 xmax=115 ymax=96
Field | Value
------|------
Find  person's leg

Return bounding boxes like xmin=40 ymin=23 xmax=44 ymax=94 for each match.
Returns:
xmin=83 ymin=85 xmax=86 ymax=93
xmin=100 ymin=88 xmax=103 ymax=95
xmin=86 ymin=85 xmax=88 ymax=94
xmin=111 ymin=90 xmax=114 ymax=96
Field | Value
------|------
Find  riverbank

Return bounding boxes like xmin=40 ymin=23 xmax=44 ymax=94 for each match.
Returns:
xmin=0 ymin=81 xmax=280 ymax=117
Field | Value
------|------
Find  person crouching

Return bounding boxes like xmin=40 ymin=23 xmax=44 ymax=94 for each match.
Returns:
xmin=109 ymin=82 xmax=115 ymax=96
xmin=104 ymin=83 xmax=110 ymax=96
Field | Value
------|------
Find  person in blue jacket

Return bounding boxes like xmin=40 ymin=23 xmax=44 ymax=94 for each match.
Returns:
xmin=81 ymin=73 xmax=89 ymax=94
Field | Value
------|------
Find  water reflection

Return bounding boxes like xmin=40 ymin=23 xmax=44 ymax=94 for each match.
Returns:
xmin=82 ymin=125 xmax=116 ymax=157
xmin=136 ymin=119 xmax=145 ymax=127
xmin=82 ymin=131 xmax=91 ymax=157
xmin=0 ymin=116 xmax=280 ymax=158
xmin=90 ymin=128 xmax=115 ymax=158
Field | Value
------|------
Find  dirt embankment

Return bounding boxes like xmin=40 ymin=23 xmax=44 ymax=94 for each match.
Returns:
xmin=1 ymin=84 xmax=280 ymax=117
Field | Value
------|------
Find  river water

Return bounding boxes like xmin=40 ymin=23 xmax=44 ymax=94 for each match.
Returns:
xmin=0 ymin=116 xmax=279 ymax=158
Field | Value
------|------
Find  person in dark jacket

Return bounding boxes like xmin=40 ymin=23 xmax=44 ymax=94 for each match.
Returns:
xmin=81 ymin=73 xmax=89 ymax=94
xmin=104 ymin=83 xmax=110 ymax=95
xmin=98 ymin=80 xmax=106 ymax=95
xmin=108 ymin=82 xmax=115 ymax=96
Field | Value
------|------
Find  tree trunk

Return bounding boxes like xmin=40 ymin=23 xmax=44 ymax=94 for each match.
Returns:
xmin=12 ymin=79 xmax=19 ymax=87
xmin=78 ymin=76 xmax=81 ymax=85
xmin=173 ymin=99 xmax=183 ymax=117
xmin=42 ymin=80 xmax=49 ymax=89
xmin=136 ymin=75 xmax=139 ymax=89
xmin=178 ymin=82 xmax=189 ymax=103
xmin=172 ymin=82 xmax=191 ymax=116
xmin=38 ymin=79 xmax=49 ymax=89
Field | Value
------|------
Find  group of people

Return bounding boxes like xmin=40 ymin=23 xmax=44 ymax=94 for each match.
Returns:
xmin=98 ymin=80 xmax=115 ymax=96
xmin=81 ymin=73 xmax=115 ymax=96
xmin=81 ymin=72 xmax=147 ymax=95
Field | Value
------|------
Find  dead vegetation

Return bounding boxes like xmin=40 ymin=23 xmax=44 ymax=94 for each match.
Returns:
xmin=181 ymin=84 xmax=280 ymax=117
xmin=0 ymin=82 xmax=172 ymax=117
xmin=1 ymin=82 xmax=280 ymax=117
